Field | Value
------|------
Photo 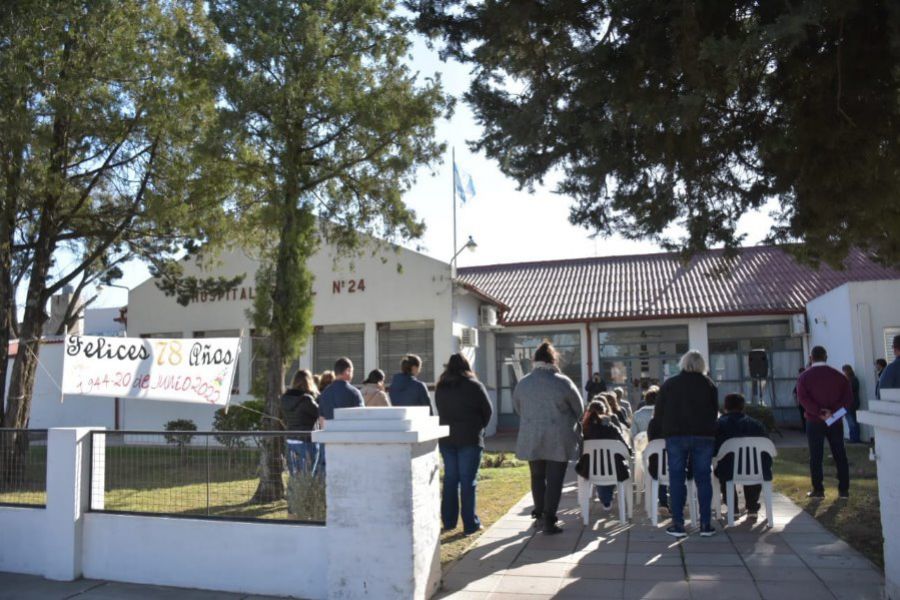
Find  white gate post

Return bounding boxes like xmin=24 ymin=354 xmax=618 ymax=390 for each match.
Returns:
xmin=313 ymin=407 xmax=448 ymax=600
xmin=44 ymin=427 xmax=101 ymax=581
xmin=859 ymin=390 xmax=900 ymax=600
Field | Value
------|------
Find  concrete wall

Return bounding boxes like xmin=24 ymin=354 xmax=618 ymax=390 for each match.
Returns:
xmin=1 ymin=413 xmax=446 ymax=599
xmin=0 ymin=507 xmax=46 ymax=576
xmin=82 ymin=514 xmax=328 ymax=599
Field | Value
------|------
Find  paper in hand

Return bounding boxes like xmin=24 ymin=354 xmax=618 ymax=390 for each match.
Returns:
xmin=825 ymin=407 xmax=847 ymax=426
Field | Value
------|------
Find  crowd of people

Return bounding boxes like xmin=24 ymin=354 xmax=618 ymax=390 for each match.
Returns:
xmin=279 ymin=353 xmax=433 ymax=476
xmin=277 ymin=333 xmax=900 ymax=538
xmin=511 ymin=337 xmax=900 ymax=539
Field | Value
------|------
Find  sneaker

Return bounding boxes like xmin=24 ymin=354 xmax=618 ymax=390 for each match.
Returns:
xmin=530 ymin=509 xmax=543 ymax=520
xmin=838 ymin=491 xmax=849 ymax=499
xmin=665 ymin=524 xmax=687 ymax=538
xmin=658 ymin=505 xmax=670 ymax=517
xmin=806 ymin=489 xmax=825 ymax=498
xmin=746 ymin=511 xmax=759 ymax=522
xmin=700 ymin=523 xmax=717 ymax=537
xmin=543 ymin=522 xmax=563 ymax=535
xmin=602 ymin=502 xmax=613 ymax=511
xmin=463 ymin=525 xmax=483 ymax=536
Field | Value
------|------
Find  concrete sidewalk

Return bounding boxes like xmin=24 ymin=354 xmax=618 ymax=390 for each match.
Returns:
xmin=438 ymin=483 xmax=884 ymax=600
xmin=0 ymin=573 xmax=287 ymax=600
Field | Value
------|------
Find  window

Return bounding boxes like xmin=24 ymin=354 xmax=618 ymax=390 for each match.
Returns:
xmin=194 ymin=330 xmax=241 ymax=394
xmin=378 ymin=321 xmax=434 ymax=383
xmin=139 ymin=332 xmax=181 ymax=338
xmin=597 ymin=326 xmax=689 ymax=404
xmin=314 ymin=325 xmax=365 ymax=384
xmin=494 ymin=331 xmax=582 ymax=429
xmin=708 ymin=321 xmax=803 ymax=409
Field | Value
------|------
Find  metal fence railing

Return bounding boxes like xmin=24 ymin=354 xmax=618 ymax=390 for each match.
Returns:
xmin=0 ymin=429 xmax=48 ymax=508
xmin=89 ymin=430 xmax=325 ymax=524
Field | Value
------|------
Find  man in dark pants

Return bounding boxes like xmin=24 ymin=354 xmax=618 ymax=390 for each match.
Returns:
xmin=796 ymin=346 xmax=852 ymax=499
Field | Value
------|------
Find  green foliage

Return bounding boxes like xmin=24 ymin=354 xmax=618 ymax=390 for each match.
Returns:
xmin=0 ymin=0 xmax=250 ymax=430
xmin=744 ymin=404 xmax=778 ymax=435
xmin=213 ymin=400 xmax=264 ymax=435
xmin=411 ymin=0 xmax=900 ymax=266
xmin=286 ymin=470 xmax=327 ymax=522
xmin=163 ymin=419 xmax=198 ymax=461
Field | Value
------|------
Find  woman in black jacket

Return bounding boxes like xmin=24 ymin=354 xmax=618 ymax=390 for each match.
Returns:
xmin=435 ymin=353 xmax=493 ymax=535
xmin=576 ymin=400 xmax=632 ymax=510
xmin=282 ymin=369 xmax=320 ymax=475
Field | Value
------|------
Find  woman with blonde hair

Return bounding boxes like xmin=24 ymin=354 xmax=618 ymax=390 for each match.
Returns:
xmin=655 ymin=350 xmax=718 ymax=538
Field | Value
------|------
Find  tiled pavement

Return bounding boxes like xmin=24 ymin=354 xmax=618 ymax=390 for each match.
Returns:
xmin=437 ymin=483 xmax=885 ymax=600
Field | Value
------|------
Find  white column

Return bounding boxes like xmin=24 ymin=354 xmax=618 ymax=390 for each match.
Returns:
xmin=859 ymin=391 xmax=900 ymax=600
xmin=314 ymin=407 xmax=448 ymax=600
xmin=364 ymin=321 xmax=378 ymax=376
xmin=688 ymin=319 xmax=709 ymax=362
xmin=44 ymin=427 xmax=100 ymax=581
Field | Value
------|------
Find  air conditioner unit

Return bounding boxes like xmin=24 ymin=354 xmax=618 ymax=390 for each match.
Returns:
xmin=790 ymin=313 xmax=807 ymax=336
xmin=460 ymin=327 xmax=479 ymax=348
xmin=479 ymin=305 xmax=499 ymax=329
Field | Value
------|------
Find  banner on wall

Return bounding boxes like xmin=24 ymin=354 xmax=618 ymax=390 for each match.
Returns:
xmin=62 ymin=335 xmax=241 ymax=406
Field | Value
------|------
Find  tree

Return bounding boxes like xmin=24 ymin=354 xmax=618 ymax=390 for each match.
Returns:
xmin=0 ymin=0 xmax=243 ymax=476
xmin=410 ymin=0 xmax=900 ymax=265
xmin=209 ymin=0 xmax=449 ymax=502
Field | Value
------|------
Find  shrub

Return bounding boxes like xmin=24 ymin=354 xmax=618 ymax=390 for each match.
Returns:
xmin=286 ymin=470 xmax=326 ymax=522
xmin=213 ymin=400 xmax=265 ymax=466
xmin=164 ymin=419 xmax=198 ymax=463
xmin=744 ymin=404 xmax=779 ymax=435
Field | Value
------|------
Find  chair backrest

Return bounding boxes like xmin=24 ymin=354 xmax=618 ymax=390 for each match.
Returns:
xmin=716 ymin=437 xmax=777 ymax=484
xmin=633 ymin=431 xmax=649 ymax=455
xmin=582 ymin=439 xmax=630 ymax=485
xmin=642 ymin=438 xmax=669 ymax=485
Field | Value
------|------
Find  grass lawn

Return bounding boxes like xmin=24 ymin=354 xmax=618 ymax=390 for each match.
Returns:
xmin=439 ymin=453 xmax=531 ymax=567
xmin=773 ymin=444 xmax=883 ymax=568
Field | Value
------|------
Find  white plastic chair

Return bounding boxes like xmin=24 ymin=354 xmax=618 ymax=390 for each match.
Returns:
xmin=713 ymin=437 xmax=778 ymax=528
xmin=642 ymin=439 xmax=699 ymax=527
xmin=577 ymin=439 xmax=633 ymax=525
xmin=632 ymin=432 xmax=649 ymax=498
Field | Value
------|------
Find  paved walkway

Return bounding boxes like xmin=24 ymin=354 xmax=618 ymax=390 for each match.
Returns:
xmin=438 ymin=482 xmax=884 ymax=600
xmin=0 ymin=573 xmax=285 ymax=600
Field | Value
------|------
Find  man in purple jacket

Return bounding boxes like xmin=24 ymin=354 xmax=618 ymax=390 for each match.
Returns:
xmin=796 ymin=346 xmax=852 ymax=499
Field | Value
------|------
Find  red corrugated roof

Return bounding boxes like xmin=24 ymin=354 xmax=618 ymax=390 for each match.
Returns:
xmin=457 ymin=246 xmax=900 ymax=326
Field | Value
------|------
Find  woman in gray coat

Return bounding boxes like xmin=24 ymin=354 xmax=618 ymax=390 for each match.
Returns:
xmin=513 ymin=342 xmax=585 ymax=534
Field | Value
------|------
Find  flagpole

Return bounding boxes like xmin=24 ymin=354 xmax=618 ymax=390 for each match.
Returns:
xmin=452 ymin=146 xmax=458 ymax=278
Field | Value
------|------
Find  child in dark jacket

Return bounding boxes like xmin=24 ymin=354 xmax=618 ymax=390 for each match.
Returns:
xmin=714 ymin=393 xmax=771 ymax=518
xmin=576 ymin=400 xmax=632 ymax=510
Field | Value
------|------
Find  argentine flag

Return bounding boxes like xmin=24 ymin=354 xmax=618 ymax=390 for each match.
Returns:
xmin=454 ymin=163 xmax=476 ymax=204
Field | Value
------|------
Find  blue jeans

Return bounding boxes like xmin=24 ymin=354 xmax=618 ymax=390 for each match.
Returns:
xmin=666 ymin=436 xmax=714 ymax=527
xmin=286 ymin=439 xmax=319 ymax=476
xmin=847 ymin=410 xmax=861 ymax=443
xmin=441 ymin=444 xmax=483 ymax=533
xmin=597 ymin=485 xmax=615 ymax=505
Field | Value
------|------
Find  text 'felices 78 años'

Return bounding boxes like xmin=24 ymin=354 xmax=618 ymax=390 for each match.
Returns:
xmin=66 ymin=336 xmax=234 ymax=367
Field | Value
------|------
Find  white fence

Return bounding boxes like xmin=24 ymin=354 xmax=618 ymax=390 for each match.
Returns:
xmin=0 ymin=407 xmax=446 ymax=599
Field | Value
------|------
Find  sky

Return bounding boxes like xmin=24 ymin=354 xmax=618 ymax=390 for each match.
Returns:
xmin=89 ymin=33 xmax=775 ymax=309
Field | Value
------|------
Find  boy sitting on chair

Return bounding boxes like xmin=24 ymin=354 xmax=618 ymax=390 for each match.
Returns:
xmin=714 ymin=393 xmax=772 ymax=520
